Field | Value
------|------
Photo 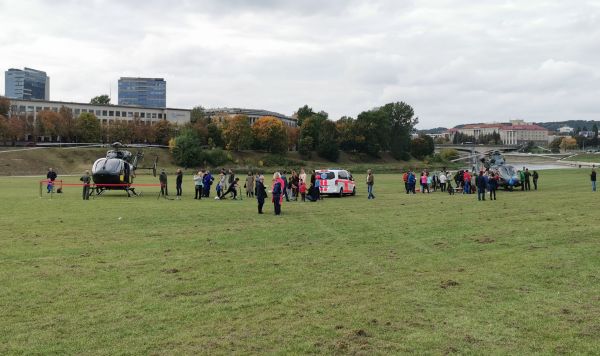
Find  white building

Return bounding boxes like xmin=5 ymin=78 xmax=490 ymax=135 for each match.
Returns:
xmin=558 ymin=126 xmax=574 ymax=134
xmin=446 ymin=120 xmax=549 ymax=146
xmin=8 ymin=98 xmax=191 ymax=126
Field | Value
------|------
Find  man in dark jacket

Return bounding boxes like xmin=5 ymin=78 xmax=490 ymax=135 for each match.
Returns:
xmin=488 ymin=172 xmax=498 ymax=200
xmin=476 ymin=171 xmax=487 ymax=201
xmin=175 ymin=169 xmax=183 ymax=199
xmin=159 ymin=169 xmax=168 ymax=196
xmin=592 ymin=168 xmax=597 ymax=192
xmin=524 ymin=168 xmax=531 ymax=191
xmin=80 ymin=170 xmax=91 ymax=200
xmin=256 ymin=175 xmax=267 ymax=214
xmin=532 ymin=170 xmax=539 ymax=190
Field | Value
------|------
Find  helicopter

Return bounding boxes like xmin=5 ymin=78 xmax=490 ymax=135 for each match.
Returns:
xmin=480 ymin=151 xmax=521 ymax=190
xmin=91 ymin=142 xmax=158 ymax=196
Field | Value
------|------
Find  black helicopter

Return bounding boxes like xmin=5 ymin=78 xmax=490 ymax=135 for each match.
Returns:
xmin=91 ymin=142 xmax=158 ymax=196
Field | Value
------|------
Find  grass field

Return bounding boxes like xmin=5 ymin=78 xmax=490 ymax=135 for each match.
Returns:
xmin=564 ymin=153 xmax=600 ymax=164
xmin=1 ymin=170 xmax=599 ymax=354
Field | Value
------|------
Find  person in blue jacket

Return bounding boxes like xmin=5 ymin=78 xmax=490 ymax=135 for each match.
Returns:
xmin=202 ymin=170 xmax=213 ymax=197
xmin=272 ymin=172 xmax=283 ymax=215
xmin=407 ymin=170 xmax=417 ymax=194
xmin=476 ymin=171 xmax=488 ymax=201
xmin=488 ymin=172 xmax=498 ymax=200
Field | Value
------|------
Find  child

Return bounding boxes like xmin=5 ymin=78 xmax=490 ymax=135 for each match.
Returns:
xmin=299 ymin=179 xmax=307 ymax=202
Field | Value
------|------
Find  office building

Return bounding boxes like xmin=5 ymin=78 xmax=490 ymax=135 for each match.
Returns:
xmin=7 ymin=98 xmax=190 ymax=128
xmin=4 ymin=67 xmax=50 ymax=100
xmin=445 ymin=120 xmax=549 ymax=146
xmin=118 ymin=77 xmax=166 ymax=108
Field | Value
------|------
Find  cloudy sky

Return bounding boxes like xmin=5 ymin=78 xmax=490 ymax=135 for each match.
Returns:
xmin=1 ymin=0 xmax=599 ymax=128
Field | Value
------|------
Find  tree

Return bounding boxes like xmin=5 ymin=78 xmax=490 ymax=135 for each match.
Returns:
xmin=559 ymin=137 xmax=577 ymax=151
xmin=222 ymin=115 xmax=253 ymax=151
xmin=549 ymin=137 xmax=562 ymax=153
xmin=251 ymin=116 xmax=288 ymax=154
xmin=298 ymin=136 xmax=313 ymax=158
xmin=207 ymin=122 xmax=224 ymax=148
xmin=154 ymin=120 xmax=174 ymax=145
xmin=299 ymin=114 xmax=327 ymax=151
xmin=316 ymin=120 xmax=340 ymax=161
xmin=90 ymin=95 xmax=111 ymax=105
xmin=286 ymin=126 xmax=299 ymax=151
xmin=0 ymin=96 xmax=10 ymax=117
xmin=108 ymin=121 xmax=134 ymax=144
xmin=410 ymin=135 xmax=434 ymax=159
xmin=337 ymin=116 xmax=365 ymax=152
xmin=172 ymin=129 xmax=204 ymax=167
xmin=37 ymin=110 xmax=67 ymax=140
xmin=59 ymin=106 xmax=76 ymax=142
xmin=380 ymin=102 xmax=418 ymax=160
xmin=190 ymin=106 xmax=207 ymax=124
xmin=295 ymin=105 xmax=314 ymax=127
xmin=75 ymin=113 xmax=102 ymax=142
xmin=355 ymin=109 xmax=386 ymax=156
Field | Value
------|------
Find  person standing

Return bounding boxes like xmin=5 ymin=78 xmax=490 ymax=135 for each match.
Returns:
xmin=46 ymin=167 xmax=57 ymax=193
xmin=402 ymin=170 xmax=409 ymax=194
xmin=408 ymin=169 xmax=416 ymax=194
xmin=159 ymin=169 xmax=168 ymax=196
xmin=175 ymin=169 xmax=183 ymax=199
xmin=299 ymin=168 xmax=307 ymax=185
xmin=272 ymin=172 xmax=283 ymax=215
xmin=80 ymin=170 xmax=91 ymax=200
xmin=367 ymin=169 xmax=375 ymax=199
xmin=488 ymin=172 xmax=498 ymax=200
xmin=591 ymin=168 xmax=597 ymax=192
xmin=299 ymin=179 xmax=307 ymax=202
xmin=476 ymin=171 xmax=487 ymax=201
xmin=532 ymin=170 xmax=539 ymax=190
xmin=202 ymin=170 xmax=213 ymax=197
xmin=256 ymin=175 xmax=267 ymax=214
xmin=519 ymin=170 xmax=526 ymax=191
xmin=281 ymin=171 xmax=290 ymax=202
xmin=245 ymin=172 xmax=255 ymax=198
xmin=524 ymin=168 xmax=531 ymax=191
xmin=439 ymin=171 xmax=447 ymax=192
xmin=463 ymin=170 xmax=471 ymax=194
xmin=193 ymin=170 xmax=204 ymax=199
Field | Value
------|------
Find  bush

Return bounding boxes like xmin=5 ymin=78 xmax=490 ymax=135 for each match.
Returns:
xmin=298 ymin=136 xmax=313 ymax=158
xmin=439 ymin=148 xmax=459 ymax=161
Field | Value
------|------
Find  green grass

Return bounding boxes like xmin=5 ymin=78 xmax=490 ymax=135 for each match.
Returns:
xmin=1 ymin=170 xmax=598 ymax=354
xmin=564 ymin=153 xmax=600 ymax=164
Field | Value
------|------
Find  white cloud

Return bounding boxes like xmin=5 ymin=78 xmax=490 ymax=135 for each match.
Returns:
xmin=1 ymin=0 xmax=599 ymax=128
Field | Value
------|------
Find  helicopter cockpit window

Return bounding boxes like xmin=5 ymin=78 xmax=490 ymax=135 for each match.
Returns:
xmin=93 ymin=158 xmax=122 ymax=172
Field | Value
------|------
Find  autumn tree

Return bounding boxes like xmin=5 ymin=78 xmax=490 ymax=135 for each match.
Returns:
xmin=154 ymin=120 xmax=174 ymax=145
xmin=207 ymin=122 xmax=224 ymax=148
xmin=286 ymin=126 xmax=300 ymax=151
xmin=559 ymin=137 xmax=577 ymax=151
xmin=90 ymin=95 xmax=111 ymax=105
xmin=251 ymin=116 xmax=288 ymax=154
xmin=222 ymin=115 xmax=253 ymax=151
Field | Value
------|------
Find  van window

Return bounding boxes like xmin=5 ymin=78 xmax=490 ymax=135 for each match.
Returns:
xmin=319 ymin=172 xmax=335 ymax=180
xmin=338 ymin=171 xmax=348 ymax=179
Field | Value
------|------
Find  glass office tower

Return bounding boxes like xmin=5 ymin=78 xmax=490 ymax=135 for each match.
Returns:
xmin=4 ymin=67 xmax=50 ymax=100
xmin=118 ymin=77 xmax=166 ymax=108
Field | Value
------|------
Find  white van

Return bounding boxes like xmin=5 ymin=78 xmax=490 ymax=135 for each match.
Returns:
xmin=315 ymin=169 xmax=356 ymax=197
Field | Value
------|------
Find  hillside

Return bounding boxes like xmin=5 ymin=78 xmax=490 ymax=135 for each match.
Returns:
xmin=0 ymin=147 xmax=440 ymax=176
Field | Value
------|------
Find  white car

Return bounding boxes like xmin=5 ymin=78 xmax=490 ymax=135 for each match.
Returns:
xmin=315 ymin=169 xmax=356 ymax=197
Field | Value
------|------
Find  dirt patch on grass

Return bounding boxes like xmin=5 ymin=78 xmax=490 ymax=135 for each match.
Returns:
xmin=163 ymin=268 xmax=180 ymax=274
xmin=440 ymin=280 xmax=460 ymax=289
xmin=474 ymin=237 xmax=495 ymax=244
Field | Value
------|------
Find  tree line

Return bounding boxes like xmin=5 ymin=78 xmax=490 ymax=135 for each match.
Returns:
xmin=1 ymin=96 xmax=432 ymax=164
xmin=172 ymin=101 xmax=431 ymax=167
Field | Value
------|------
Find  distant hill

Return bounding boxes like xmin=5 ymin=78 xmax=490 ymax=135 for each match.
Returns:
xmin=418 ymin=127 xmax=447 ymax=134
xmin=536 ymin=120 xmax=600 ymax=132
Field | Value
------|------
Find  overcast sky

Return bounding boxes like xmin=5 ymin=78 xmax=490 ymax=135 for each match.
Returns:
xmin=1 ymin=0 xmax=599 ymax=128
